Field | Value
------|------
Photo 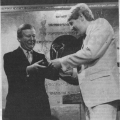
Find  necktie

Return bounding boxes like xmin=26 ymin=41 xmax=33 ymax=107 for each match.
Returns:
xmin=26 ymin=51 xmax=33 ymax=64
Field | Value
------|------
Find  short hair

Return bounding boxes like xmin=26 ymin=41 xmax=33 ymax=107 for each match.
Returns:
xmin=17 ymin=24 xmax=35 ymax=39
xmin=68 ymin=3 xmax=94 ymax=22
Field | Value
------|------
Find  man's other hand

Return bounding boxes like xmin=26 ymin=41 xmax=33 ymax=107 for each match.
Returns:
xmin=59 ymin=69 xmax=79 ymax=85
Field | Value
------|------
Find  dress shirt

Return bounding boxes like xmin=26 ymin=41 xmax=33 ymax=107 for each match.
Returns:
xmin=20 ymin=46 xmax=33 ymax=64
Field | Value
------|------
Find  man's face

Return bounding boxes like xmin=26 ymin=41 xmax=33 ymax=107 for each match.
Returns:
xmin=19 ymin=28 xmax=36 ymax=51
xmin=69 ymin=17 xmax=85 ymax=36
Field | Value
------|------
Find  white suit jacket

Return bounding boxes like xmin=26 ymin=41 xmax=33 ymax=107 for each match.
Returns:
xmin=59 ymin=18 xmax=119 ymax=107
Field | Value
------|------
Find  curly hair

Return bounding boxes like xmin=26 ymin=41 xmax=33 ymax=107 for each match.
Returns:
xmin=68 ymin=3 xmax=94 ymax=22
xmin=17 ymin=24 xmax=35 ymax=39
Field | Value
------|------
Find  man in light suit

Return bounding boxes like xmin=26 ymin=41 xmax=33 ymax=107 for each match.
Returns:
xmin=50 ymin=3 xmax=120 ymax=120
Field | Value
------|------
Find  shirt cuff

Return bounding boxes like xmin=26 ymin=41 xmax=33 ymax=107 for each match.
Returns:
xmin=59 ymin=55 xmax=70 ymax=72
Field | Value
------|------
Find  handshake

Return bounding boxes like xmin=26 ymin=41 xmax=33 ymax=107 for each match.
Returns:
xmin=38 ymin=58 xmax=61 ymax=70
xmin=26 ymin=58 xmax=62 ymax=75
xmin=26 ymin=58 xmax=77 ymax=82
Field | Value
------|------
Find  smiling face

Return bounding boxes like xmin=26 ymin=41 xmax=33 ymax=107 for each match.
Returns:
xmin=18 ymin=28 xmax=36 ymax=51
xmin=69 ymin=16 xmax=86 ymax=36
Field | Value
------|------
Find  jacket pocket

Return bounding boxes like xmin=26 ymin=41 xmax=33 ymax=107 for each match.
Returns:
xmin=86 ymin=70 xmax=111 ymax=81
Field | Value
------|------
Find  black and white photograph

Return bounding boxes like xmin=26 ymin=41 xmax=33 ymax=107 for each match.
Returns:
xmin=1 ymin=0 xmax=120 ymax=120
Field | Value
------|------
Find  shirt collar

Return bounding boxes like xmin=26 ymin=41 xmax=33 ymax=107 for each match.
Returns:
xmin=20 ymin=46 xmax=33 ymax=56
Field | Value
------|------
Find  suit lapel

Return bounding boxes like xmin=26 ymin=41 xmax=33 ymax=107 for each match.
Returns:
xmin=16 ymin=48 xmax=44 ymax=65
xmin=32 ymin=51 xmax=45 ymax=64
xmin=16 ymin=47 xmax=30 ymax=65
xmin=32 ymin=51 xmax=39 ymax=64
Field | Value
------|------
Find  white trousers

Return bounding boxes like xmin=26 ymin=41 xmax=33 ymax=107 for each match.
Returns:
xmin=86 ymin=101 xmax=118 ymax=120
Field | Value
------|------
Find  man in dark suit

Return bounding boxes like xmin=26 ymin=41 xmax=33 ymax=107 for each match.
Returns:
xmin=3 ymin=24 xmax=58 ymax=120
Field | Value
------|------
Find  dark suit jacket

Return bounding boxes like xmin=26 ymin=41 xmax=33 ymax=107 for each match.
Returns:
xmin=3 ymin=47 xmax=58 ymax=120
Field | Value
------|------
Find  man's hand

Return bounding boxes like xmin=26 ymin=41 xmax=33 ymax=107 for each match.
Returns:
xmin=26 ymin=60 xmax=47 ymax=75
xmin=49 ymin=59 xmax=61 ymax=70
xmin=59 ymin=69 xmax=79 ymax=85
xmin=59 ymin=69 xmax=73 ymax=79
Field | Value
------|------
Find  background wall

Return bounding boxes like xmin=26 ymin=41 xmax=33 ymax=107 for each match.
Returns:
xmin=1 ymin=2 xmax=119 ymax=120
